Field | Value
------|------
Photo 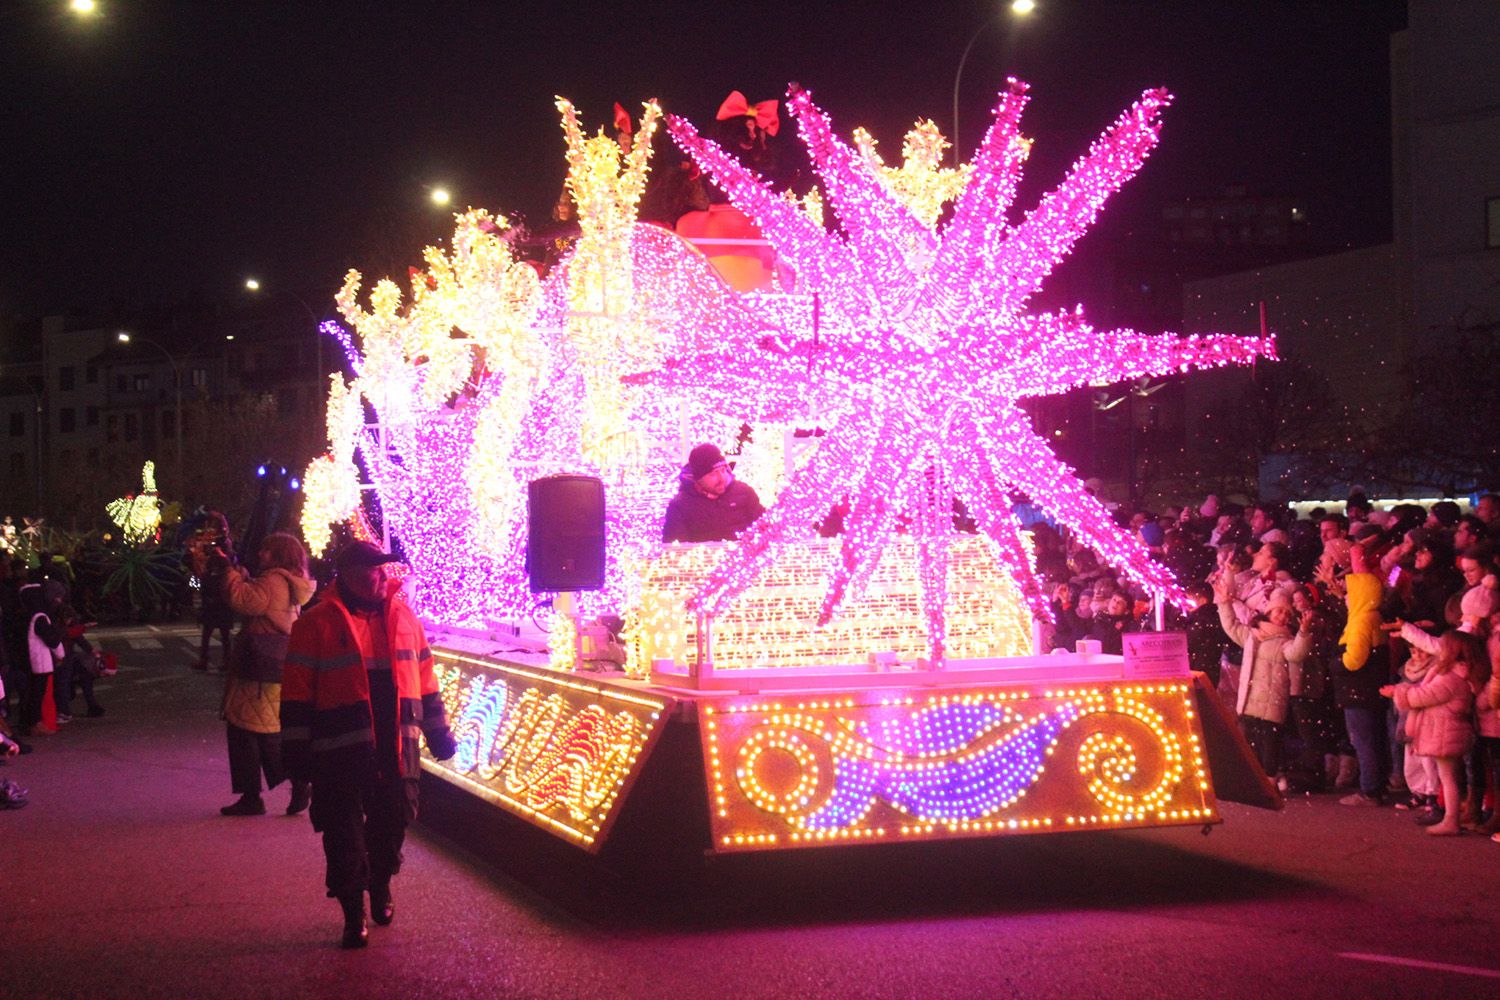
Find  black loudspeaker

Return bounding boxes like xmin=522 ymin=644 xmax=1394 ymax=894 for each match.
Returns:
xmin=526 ymin=475 xmax=606 ymax=592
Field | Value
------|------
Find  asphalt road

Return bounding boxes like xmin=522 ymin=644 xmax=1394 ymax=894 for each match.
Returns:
xmin=3 ymin=624 xmax=1499 ymax=1000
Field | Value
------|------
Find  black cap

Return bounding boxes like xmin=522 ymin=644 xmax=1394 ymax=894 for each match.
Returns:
xmin=688 ymin=443 xmax=728 ymax=479
xmin=335 ymin=541 xmax=402 ymax=574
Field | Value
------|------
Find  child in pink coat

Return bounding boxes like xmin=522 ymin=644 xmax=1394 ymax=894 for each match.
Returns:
xmin=1480 ymin=610 xmax=1500 ymax=838
xmin=1383 ymin=630 xmax=1486 ymax=836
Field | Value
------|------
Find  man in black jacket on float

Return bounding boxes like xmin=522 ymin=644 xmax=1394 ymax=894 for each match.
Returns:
xmin=662 ymin=443 xmax=764 ymax=543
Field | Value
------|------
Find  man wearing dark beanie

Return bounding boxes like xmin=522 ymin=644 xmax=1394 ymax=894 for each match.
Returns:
xmin=280 ymin=541 xmax=456 ymax=948
xmin=661 ymin=442 xmax=765 ymax=543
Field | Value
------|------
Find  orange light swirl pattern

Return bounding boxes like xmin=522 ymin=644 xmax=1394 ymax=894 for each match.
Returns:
xmin=702 ymin=680 xmax=1215 ymax=851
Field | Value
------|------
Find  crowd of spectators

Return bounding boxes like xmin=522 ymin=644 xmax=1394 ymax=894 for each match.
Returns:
xmin=0 ymin=555 xmax=109 ymax=755
xmin=1038 ymin=491 xmax=1500 ymax=842
xmin=0 ymin=552 xmax=112 ymax=811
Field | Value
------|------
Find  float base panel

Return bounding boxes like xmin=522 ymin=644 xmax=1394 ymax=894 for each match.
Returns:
xmin=701 ymin=678 xmax=1219 ymax=852
xmin=422 ymin=648 xmax=673 ymax=853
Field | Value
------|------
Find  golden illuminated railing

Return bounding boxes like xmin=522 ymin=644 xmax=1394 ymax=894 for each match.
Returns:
xmin=630 ymin=535 xmax=1034 ymax=674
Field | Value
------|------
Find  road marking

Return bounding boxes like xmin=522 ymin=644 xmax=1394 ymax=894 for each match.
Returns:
xmin=128 ymin=639 xmax=164 ymax=650
xmin=125 ymin=675 xmax=184 ymax=686
xmin=1339 ymin=953 xmax=1500 ymax=980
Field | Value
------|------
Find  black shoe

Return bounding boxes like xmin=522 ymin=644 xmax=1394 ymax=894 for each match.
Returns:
xmin=86 ymin=706 xmax=105 ymax=718
xmin=1414 ymin=805 xmax=1446 ymax=827
xmin=370 ymin=882 xmax=394 ymax=926
xmin=339 ymin=896 xmax=368 ymax=949
xmin=287 ymin=781 xmax=310 ymax=816
xmin=220 ymin=794 xmax=266 ymax=816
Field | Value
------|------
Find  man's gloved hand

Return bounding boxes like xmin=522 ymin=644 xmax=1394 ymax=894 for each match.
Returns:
xmin=426 ymin=729 xmax=457 ymax=762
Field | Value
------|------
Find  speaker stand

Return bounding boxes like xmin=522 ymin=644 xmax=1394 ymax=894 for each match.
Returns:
xmin=554 ymin=590 xmax=582 ymax=668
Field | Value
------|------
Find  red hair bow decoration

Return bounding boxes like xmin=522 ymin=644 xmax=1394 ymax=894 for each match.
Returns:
xmin=715 ymin=90 xmax=780 ymax=136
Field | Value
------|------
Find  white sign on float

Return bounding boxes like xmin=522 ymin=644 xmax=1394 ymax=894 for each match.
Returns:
xmin=1122 ymin=631 xmax=1191 ymax=680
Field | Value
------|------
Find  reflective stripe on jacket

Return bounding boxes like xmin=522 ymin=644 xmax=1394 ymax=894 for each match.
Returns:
xmin=280 ymin=581 xmax=452 ymax=781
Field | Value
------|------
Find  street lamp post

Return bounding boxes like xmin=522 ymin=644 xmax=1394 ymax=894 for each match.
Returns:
xmin=243 ymin=279 xmax=330 ymax=421
xmin=952 ymin=0 xmax=1036 ymax=165
xmin=30 ymin=384 xmax=43 ymax=512
xmin=116 ymin=331 xmax=182 ymax=484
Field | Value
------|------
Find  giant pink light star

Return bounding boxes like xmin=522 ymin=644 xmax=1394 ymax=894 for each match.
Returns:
xmin=633 ymin=81 xmax=1276 ymax=665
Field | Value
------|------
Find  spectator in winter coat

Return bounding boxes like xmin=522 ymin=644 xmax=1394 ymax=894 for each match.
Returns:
xmin=1285 ymin=584 xmax=1336 ymax=790
xmin=1476 ymin=608 xmax=1500 ymax=836
xmin=1453 ymin=516 xmax=1487 ymax=554
xmin=19 ymin=584 xmax=64 ymax=737
xmin=217 ymin=533 xmax=316 ymax=818
xmin=1426 ymin=500 xmax=1462 ymax=532
xmin=1182 ymin=582 xmax=1226 ymax=685
xmin=1397 ymin=534 xmax=1460 ymax=630
xmin=1475 ymin=494 xmax=1500 ymax=535
xmin=1215 ymin=578 xmax=1313 ymax=778
xmin=1317 ymin=514 xmax=1352 ymax=584
xmin=1249 ymin=504 xmax=1286 ymax=545
xmin=1334 ymin=541 xmax=1391 ymax=806
xmin=1232 ymin=540 xmax=1297 ymax=623
xmin=1382 ymin=631 xmax=1485 ymax=836
xmin=1087 ymin=592 xmax=1138 ymax=655
xmin=1455 ymin=547 xmax=1497 ymax=613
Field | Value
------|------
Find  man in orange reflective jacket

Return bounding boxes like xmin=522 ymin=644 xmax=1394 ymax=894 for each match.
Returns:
xmin=281 ymin=541 xmax=456 ymax=949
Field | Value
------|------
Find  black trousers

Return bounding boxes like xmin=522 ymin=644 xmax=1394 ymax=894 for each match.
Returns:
xmin=1240 ymin=716 xmax=1284 ymax=777
xmin=310 ymin=776 xmax=417 ymax=900
xmin=226 ymin=724 xmax=285 ymax=796
xmin=1285 ymin=695 xmax=1327 ymax=789
xmin=22 ymin=673 xmax=50 ymax=731
xmin=56 ymin=653 xmax=101 ymax=714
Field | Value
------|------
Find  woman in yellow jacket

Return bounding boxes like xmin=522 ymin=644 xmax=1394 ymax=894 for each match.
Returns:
xmin=218 ymin=533 xmax=316 ymax=816
xmin=1332 ymin=540 xmax=1392 ymax=806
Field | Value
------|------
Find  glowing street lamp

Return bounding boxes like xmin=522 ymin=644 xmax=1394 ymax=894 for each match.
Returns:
xmin=69 ymin=0 xmax=98 ymax=15
xmin=952 ymin=0 xmax=1037 ymax=164
xmin=242 ymin=277 xmax=330 ymax=420
xmin=430 ymin=187 xmax=451 ymax=207
xmin=116 ymin=330 xmax=183 ymax=479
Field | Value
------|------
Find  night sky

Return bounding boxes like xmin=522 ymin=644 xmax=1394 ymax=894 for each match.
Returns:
xmin=1 ymin=0 xmax=1405 ymax=320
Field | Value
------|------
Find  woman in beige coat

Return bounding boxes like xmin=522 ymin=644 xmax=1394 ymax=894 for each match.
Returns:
xmin=218 ymin=533 xmax=316 ymax=816
xmin=1215 ymin=577 xmax=1313 ymax=780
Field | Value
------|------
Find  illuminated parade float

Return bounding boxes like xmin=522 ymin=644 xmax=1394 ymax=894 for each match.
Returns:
xmin=304 ymin=81 xmax=1280 ymax=856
